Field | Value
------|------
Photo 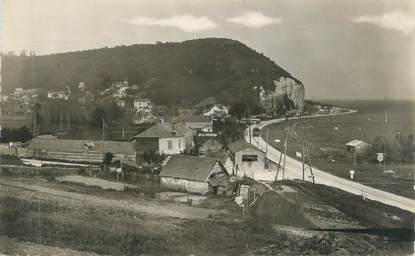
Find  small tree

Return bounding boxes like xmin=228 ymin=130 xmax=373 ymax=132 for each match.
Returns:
xmin=103 ymin=152 xmax=114 ymax=170
xmin=142 ymin=150 xmax=167 ymax=168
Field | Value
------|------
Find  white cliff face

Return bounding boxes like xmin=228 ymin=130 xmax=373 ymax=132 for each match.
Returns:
xmin=259 ymin=77 xmax=305 ymax=113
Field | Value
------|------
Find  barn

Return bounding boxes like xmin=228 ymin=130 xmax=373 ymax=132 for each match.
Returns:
xmin=227 ymin=140 xmax=266 ymax=176
xmin=159 ymin=155 xmax=230 ymax=195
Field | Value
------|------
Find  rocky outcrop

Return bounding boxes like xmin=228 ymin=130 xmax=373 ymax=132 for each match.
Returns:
xmin=259 ymin=77 xmax=305 ymax=114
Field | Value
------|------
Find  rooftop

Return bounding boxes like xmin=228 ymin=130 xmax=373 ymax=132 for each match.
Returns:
xmin=185 ymin=115 xmax=211 ymax=123
xmin=134 ymin=123 xmax=185 ymax=138
xmin=28 ymin=138 xmax=136 ymax=155
xmin=227 ymin=140 xmax=262 ymax=154
xmin=193 ymin=96 xmax=218 ymax=109
xmin=345 ymin=140 xmax=367 ymax=147
xmin=160 ymin=155 xmax=219 ymax=182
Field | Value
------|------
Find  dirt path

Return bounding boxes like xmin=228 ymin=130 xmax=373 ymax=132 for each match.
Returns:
xmin=0 ymin=177 xmax=226 ymax=220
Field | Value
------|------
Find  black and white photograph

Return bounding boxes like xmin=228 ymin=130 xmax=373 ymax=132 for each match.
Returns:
xmin=0 ymin=0 xmax=414 ymax=255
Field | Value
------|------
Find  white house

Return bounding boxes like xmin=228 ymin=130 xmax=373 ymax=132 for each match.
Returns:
xmin=134 ymin=123 xmax=193 ymax=155
xmin=134 ymin=98 xmax=153 ymax=113
xmin=47 ymin=90 xmax=69 ymax=100
xmin=227 ymin=140 xmax=266 ymax=177
xmin=203 ymin=104 xmax=229 ymax=120
xmin=184 ymin=115 xmax=212 ymax=133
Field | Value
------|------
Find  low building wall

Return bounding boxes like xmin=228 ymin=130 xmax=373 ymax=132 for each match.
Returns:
xmin=160 ymin=176 xmax=210 ymax=194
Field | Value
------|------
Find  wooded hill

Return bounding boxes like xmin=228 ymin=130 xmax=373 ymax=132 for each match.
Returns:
xmin=2 ymin=38 xmax=302 ymax=108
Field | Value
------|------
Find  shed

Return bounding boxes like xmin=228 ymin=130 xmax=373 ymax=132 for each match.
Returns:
xmin=227 ymin=140 xmax=266 ymax=175
xmin=199 ymin=139 xmax=223 ymax=155
xmin=345 ymin=140 xmax=368 ymax=154
xmin=159 ymin=155 xmax=229 ymax=194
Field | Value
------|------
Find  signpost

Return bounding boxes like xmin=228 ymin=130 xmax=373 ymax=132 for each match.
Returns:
xmin=377 ymin=153 xmax=385 ymax=172
xmin=349 ymin=170 xmax=355 ymax=180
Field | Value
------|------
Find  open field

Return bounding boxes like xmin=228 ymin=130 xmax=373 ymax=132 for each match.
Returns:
xmin=0 ymin=170 xmax=413 ymax=255
xmin=261 ymin=100 xmax=415 ymax=198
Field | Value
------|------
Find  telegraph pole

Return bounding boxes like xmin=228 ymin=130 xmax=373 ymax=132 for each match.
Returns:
xmin=282 ymin=133 xmax=288 ymax=180
xmin=302 ymin=140 xmax=305 ymax=181
xmin=0 ymin=55 xmax=2 ymax=148
xmin=102 ymin=117 xmax=105 ymax=141
xmin=59 ymin=99 xmax=63 ymax=131
xmin=265 ymin=129 xmax=269 ymax=169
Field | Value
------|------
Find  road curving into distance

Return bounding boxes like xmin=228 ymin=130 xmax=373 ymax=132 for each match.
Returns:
xmin=244 ymin=110 xmax=415 ymax=213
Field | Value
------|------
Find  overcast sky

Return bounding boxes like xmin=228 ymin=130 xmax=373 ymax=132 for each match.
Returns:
xmin=1 ymin=0 xmax=414 ymax=100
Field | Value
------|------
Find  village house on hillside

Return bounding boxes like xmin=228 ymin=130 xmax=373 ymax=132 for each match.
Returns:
xmin=133 ymin=123 xmax=193 ymax=155
xmin=27 ymin=137 xmax=137 ymax=165
xmin=227 ymin=140 xmax=266 ymax=176
xmin=203 ymin=104 xmax=229 ymax=120
xmin=159 ymin=155 xmax=231 ymax=195
xmin=47 ymin=90 xmax=69 ymax=100
xmin=193 ymin=96 xmax=219 ymax=113
xmin=184 ymin=115 xmax=213 ymax=134
xmin=133 ymin=98 xmax=153 ymax=113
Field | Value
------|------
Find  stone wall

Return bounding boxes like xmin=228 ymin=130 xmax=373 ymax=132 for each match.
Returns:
xmin=160 ymin=177 xmax=210 ymax=194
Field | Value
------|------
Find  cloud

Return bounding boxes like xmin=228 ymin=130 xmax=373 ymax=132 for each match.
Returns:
xmin=353 ymin=11 xmax=415 ymax=35
xmin=226 ymin=12 xmax=281 ymax=28
xmin=123 ymin=14 xmax=217 ymax=33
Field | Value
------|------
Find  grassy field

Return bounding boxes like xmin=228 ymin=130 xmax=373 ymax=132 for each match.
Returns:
xmin=0 ymin=171 xmax=413 ymax=255
xmin=261 ymin=100 xmax=415 ymax=198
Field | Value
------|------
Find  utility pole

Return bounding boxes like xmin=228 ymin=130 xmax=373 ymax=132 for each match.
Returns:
xmin=59 ymin=99 xmax=63 ymax=131
xmin=275 ymin=129 xmax=287 ymax=182
xmin=302 ymin=140 xmax=305 ymax=181
xmin=265 ymin=129 xmax=269 ymax=168
xmin=282 ymin=132 xmax=288 ymax=180
xmin=248 ymin=120 xmax=251 ymax=144
xmin=102 ymin=117 xmax=105 ymax=141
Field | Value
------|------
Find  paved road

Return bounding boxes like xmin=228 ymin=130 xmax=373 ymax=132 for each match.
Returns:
xmin=245 ymin=114 xmax=415 ymax=213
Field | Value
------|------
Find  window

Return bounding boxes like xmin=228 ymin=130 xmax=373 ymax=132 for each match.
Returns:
xmin=168 ymin=140 xmax=173 ymax=150
xmin=178 ymin=139 xmax=181 ymax=149
xmin=242 ymin=155 xmax=258 ymax=162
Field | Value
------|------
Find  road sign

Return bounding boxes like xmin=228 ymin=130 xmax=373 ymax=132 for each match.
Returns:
xmin=377 ymin=153 xmax=384 ymax=162
xmin=349 ymin=170 xmax=355 ymax=180
xmin=239 ymin=185 xmax=250 ymax=199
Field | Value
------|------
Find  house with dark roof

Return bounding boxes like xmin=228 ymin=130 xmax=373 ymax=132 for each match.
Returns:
xmin=159 ymin=155 xmax=230 ymax=194
xmin=227 ymin=140 xmax=266 ymax=176
xmin=199 ymin=139 xmax=223 ymax=155
xmin=27 ymin=137 xmax=137 ymax=165
xmin=184 ymin=115 xmax=212 ymax=133
xmin=133 ymin=123 xmax=193 ymax=155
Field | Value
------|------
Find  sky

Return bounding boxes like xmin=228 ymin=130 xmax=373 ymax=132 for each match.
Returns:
xmin=1 ymin=0 xmax=414 ymax=100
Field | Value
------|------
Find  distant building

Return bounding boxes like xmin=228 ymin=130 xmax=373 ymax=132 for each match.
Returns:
xmin=227 ymin=140 xmax=266 ymax=176
xmin=133 ymin=123 xmax=193 ymax=155
xmin=134 ymin=98 xmax=153 ymax=113
xmin=12 ymin=88 xmax=24 ymax=97
xmin=159 ymin=155 xmax=230 ymax=195
xmin=199 ymin=139 xmax=223 ymax=155
xmin=193 ymin=96 xmax=219 ymax=113
xmin=78 ymin=82 xmax=86 ymax=91
xmin=48 ymin=90 xmax=69 ymax=100
xmin=345 ymin=140 xmax=368 ymax=154
xmin=184 ymin=115 xmax=212 ymax=133
xmin=203 ymin=104 xmax=229 ymax=120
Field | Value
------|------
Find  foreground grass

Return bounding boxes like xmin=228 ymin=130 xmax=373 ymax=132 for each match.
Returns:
xmin=0 ymin=176 xmax=413 ymax=255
